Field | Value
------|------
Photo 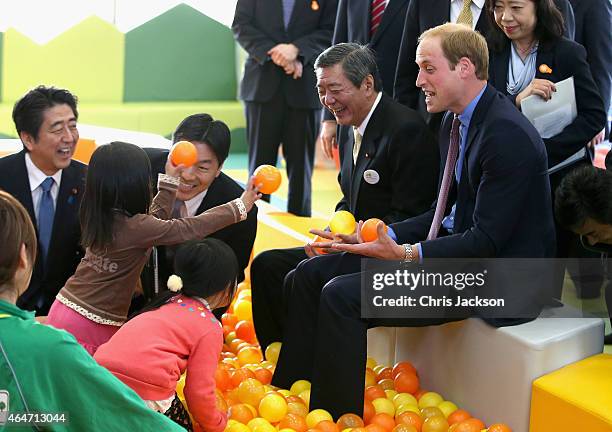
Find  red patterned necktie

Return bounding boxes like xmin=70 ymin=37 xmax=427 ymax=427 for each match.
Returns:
xmin=427 ymin=115 xmax=461 ymax=241
xmin=370 ymin=0 xmax=387 ymax=37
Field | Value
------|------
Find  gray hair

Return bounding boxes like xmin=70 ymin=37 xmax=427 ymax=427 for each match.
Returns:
xmin=314 ymin=43 xmax=382 ymax=92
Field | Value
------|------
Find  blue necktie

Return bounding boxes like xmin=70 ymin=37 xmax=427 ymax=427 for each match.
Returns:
xmin=38 ymin=177 xmax=55 ymax=261
xmin=283 ymin=0 xmax=295 ymax=29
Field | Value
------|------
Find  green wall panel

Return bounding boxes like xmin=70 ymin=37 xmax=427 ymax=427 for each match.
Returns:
xmin=124 ymin=4 xmax=237 ymax=102
xmin=0 ymin=32 xmax=3 ymax=102
xmin=1 ymin=17 xmax=124 ymax=103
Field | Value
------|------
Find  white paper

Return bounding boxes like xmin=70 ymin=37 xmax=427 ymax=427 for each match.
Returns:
xmin=520 ymin=76 xmax=577 ymax=139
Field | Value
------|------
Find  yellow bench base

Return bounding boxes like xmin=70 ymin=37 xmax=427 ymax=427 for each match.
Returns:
xmin=530 ymin=353 xmax=612 ymax=431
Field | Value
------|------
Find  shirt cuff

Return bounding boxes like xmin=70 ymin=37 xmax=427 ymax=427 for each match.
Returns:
xmin=387 ymin=227 xmax=398 ymax=242
xmin=416 ymin=243 xmax=424 ymax=264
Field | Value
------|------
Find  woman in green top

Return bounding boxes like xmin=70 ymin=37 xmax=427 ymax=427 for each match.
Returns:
xmin=0 ymin=190 xmax=185 ymax=431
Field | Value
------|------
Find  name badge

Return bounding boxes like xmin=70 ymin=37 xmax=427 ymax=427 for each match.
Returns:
xmin=363 ymin=169 xmax=380 ymax=184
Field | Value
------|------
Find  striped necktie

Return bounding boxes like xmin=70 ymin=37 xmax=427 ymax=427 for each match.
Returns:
xmin=370 ymin=0 xmax=387 ymax=36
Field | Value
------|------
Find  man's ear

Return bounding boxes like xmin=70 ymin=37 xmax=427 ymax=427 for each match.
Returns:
xmin=363 ymin=74 xmax=375 ymax=92
xmin=216 ymin=163 xmax=224 ymax=178
xmin=20 ymin=131 xmax=36 ymax=151
xmin=458 ymin=57 xmax=474 ymax=77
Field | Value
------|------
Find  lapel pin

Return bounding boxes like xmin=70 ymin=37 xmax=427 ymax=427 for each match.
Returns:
xmin=311 ymin=0 xmax=319 ymax=11
xmin=538 ymin=64 xmax=552 ymax=74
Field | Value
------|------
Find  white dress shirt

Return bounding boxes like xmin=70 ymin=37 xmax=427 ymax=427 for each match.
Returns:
xmin=25 ymin=153 xmax=62 ymax=221
xmin=450 ymin=0 xmax=485 ymax=29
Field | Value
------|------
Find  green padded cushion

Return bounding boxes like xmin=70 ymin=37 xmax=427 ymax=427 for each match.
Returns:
xmin=124 ymin=4 xmax=237 ymax=102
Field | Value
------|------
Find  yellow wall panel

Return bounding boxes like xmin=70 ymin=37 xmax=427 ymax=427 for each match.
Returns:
xmin=2 ymin=16 xmax=124 ymax=103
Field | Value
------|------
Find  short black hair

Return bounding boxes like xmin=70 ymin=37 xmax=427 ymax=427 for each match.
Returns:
xmin=486 ymin=0 xmax=565 ymax=52
xmin=131 ymin=238 xmax=239 ymax=318
xmin=12 ymin=85 xmax=78 ymax=142
xmin=80 ymin=142 xmax=152 ymax=250
xmin=314 ymin=43 xmax=383 ymax=92
xmin=173 ymin=114 xmax=231 ymax=165
xmin=555 ymin=165 xmax=612 ymax=230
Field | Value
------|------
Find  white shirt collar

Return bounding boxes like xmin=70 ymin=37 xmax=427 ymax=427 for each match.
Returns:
xmin=25 ymin=152 xmax=62 ymax=192
xmin=356 ymin=91 xmax=383 ymax=137
xmin=183 ymin=188 xmax=208 ymax=217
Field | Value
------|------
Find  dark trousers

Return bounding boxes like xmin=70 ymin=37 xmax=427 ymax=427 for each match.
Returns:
xmin=271 ymin=252 xmax=470 ymax=419
xmin=245 ymin=92 xmax=319 ymax=216
xmin=251 ymin=247 xmax=308 ymax=352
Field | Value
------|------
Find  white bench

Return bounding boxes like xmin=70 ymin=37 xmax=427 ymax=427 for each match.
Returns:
xmin=367 ymin=306 xmax=604 ymax=432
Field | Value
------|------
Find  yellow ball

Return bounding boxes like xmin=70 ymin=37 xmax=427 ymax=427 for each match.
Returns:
xmin=290 ymin=380 xmax=311 ymax=395
xmin=258 ymin=393 xmax=288 ymax=423
xmin=265 ymin=342 xmax=282 ymax=364
xmin=437 ymin=401 xmax=458 ymax=418
xmin=306 ymin=409 xmax=333 ymax=428
xmin=278 ymin=389 xmax=292 ymax=398
xmin=234 ymin=299 xmax=253 ymax=321
xmin=372 ymin=397 xmax=395 ymax=416
xmin=395 ymin=403 xmax=420 ymax=416
xmin=238 ymin=378 xmax=266 ymax=407
xmin=329 ymin=210 xmax=356 ymax=235
xmin=421 ymin=415 xmax=448 ymax=432
xmin=176 ymin=374 xmax=186 ymax=400
xmin=366 ymin=357 xmax=378 ymax=369
xmin=385 ymin=389 xmax=398 ymax=400
xmin=247 ymin=418 xmax=272 ymax=430
xmin=298 ymin=389 xmax=311 ymax=408
xmin=418 ymin=392 xmax=443 ymax=409
xmin=279 ymin=429 xmax=297 ymax=432
xmin=227 ymin=423 xmax=252 ymax=432
xmin=393 ymin=393 xmax=418 ymax=408
xmin=252 ymin=423 xmax=276 ymax=432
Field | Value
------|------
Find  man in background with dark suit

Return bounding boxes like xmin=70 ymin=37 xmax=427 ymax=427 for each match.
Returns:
xmin=570 ymin=0 xmax=612 ymax=142
xmin=319 ymin=0 xmax=410 ymax=159
xmin=0 ymin=86 xmax=86 ymax=315
xmin=232 ymin=0 xmax=337 ymax=216
xmin=143 ymin=114 xmax=258 ymax=292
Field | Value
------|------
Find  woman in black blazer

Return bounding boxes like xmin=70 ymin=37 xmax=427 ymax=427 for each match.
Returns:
xmin=485 ymin=0 xmax=606 ymax=298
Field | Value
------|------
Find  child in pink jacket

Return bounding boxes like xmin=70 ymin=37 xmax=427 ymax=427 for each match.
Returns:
xmin=95 ymin=238 xmax=237 ymax=432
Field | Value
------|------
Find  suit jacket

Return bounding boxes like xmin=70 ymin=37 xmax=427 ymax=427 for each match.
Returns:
xmin=392 ymin=84 xmax=556 ymax=259
xmin=144 ymin=148 xmax=258 ymax=285
xmin=335 ymin=94 xmax=439 ymax=224
xmin=488 ymin=37 xmax=606 ymax=168
xmin=393 ymin=0 xmax=575 ymax=120
xmin=0 ymin=151 xmax=86 ymax=314
xmin=232 ymin=0 xmax=337 ymax=109
xmin=569 ymin=0 xmax=612 ymax=134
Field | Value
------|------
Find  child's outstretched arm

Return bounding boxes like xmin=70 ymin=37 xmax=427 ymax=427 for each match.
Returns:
xmin=183 ymin=324 xmax=227 ymax=432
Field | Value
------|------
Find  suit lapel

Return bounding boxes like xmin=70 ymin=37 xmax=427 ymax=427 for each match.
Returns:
xmin=534 ymin=42 xmax=555 ymax=81
xmin=13 ymin=151 xmax=36 ymax=222
xmin=48 ymin=163 xmax=82 ymax=268
xmin=350 ymin=0 xmax=370 ymax=43
xmin=370 ymin=0 xmax=408 ymax=44
xmin=350 ymin=97 xmax=385 ymax=213
xmin=463 ymin=84 xmax=493 ymax=156
xmin=493 ymin=43 xmax=511 ymax=95
xmin=430 ymin=0 xmax=451 ymax=28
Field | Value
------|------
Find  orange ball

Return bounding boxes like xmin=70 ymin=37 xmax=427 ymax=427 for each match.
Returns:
xmin=370 ymin=413 xmax=396 ymax=432
xmin=229 ymin=403 xmax=255 ymax=424
xmin=170 ymin=141 xmax=198 ymax=167
xmin=361 ymin=218 xmax=388 ymax=242
xmin=253 ymin=164 xmax=282 ymax=194
xmin=365 ymin=385 xmax=387 ymax=401
xmin=392 ymin=362 xmax=417 ymax=380
xmin=488 ymin=424 xmax=512 ymax=432
xmin=447 ymin=409 xmax=471 ymax=425
xmin=279 ymin=413 xmax=309 ymax=432
xmin=394 ymin=372 xmax=419 ymax=395
xmin=337 ymin=413 xmax=365 ymax=430
xmin=316 ymin=420 xmax=340 ymax=432
xmin=395 ymin=412 xmax=423 ymax=431
xmin=214 ymin=366 xmax=233 ymax=391
xmin=363 ymin=399 xmax=376 ymax=424
xmin=454 ymin=419 xmax=485 ymax=432
xmin=235 ymin=320 xmax=257 ymax=343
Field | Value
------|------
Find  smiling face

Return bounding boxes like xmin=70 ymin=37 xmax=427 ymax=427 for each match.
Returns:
xmin=415 ymin=37 xmax=464 ymax=114
xmin=316 ymin=63 xmax=375 ymax=127
xmin=21 ymin=104 xmax=79 ymax=176
xmin=574 ymin=218 xmax=612 ymax=246
xmin=175 ymin=141 xmax=222 ymax=201
xmin=493 ymin=0 xmax=537 ymax=46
